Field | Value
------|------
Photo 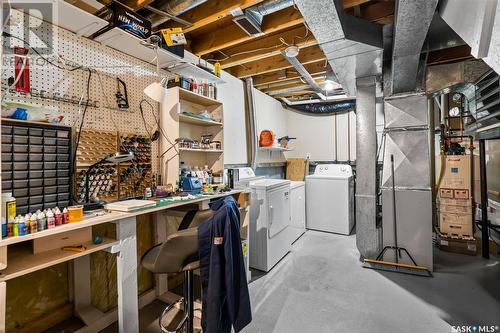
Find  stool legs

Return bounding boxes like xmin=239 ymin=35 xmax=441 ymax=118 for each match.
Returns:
xmin=184 ymin=270 xmax=194 ymax=333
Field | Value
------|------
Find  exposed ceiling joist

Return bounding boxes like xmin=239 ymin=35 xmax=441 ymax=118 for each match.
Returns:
xmin=219 ymin=25 xmax=316 ymax=69
xmin=227 ymin=44 xmax=325 ymax=78
xmin=358 ymin=1 xmax=395 ymax=22
xmin=342 ymin=0 xmax=372 ymax=7
xmin=427 ymin=45 xmax=473 ymax=66
xmin=253 ymin=60 xmax=330 ymax=86
xmin=122 ymin=0 xmax=155 ymax=10
xmin=190 ymin=6 xmax=304 ymax=56
xmin=161 ymin=0 xmax=265 ymax=33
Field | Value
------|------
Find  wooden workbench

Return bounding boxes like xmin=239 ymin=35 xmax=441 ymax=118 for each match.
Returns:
xmin=0 ymin=190 xmax=246 ymax=333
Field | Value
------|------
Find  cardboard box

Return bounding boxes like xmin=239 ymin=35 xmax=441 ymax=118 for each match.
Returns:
xmin=438 ymin=203 xmax=473 ymax=214
xmin=439 ymin=212 xmax=473 ymax=237
xmin=94 ymin=2 xmax=151 ymax=39
xmin=438 ymin=197 xmax=472 ymax=207
xmin=441 ymin=155 xmax=471 ymax=190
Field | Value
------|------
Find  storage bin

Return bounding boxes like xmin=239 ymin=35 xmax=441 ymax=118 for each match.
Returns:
xmin=30 ymin=187 xmax=43 ymax=196
xmin=13 ymin=188 xmax=28 ymax=197
xmin=30 ymin=128 xmax=43 ymax=136
xmin=29 ymin=162 xmax=43 ymax=170
xmin=44 ymin=178 xmax=57 ymax=186
xmin=13 ymin=144 xmax=29 ymax=153
xmin=1 ymin=135 xmax=12 ymax=144
xmin=13 ymin=127 xmax=28 ymax=135
xmin=2 ymin=126 xmax=12 ymax=134
xmin=29 ymin=136 xmax=43 ymax=144
xmin=13 ymin=179 xmax=28 ymax=188
xmin=44 ymin=145 xmax=57 ymax=153
xmin=2 ymin=180 xmax=12 ymax=190
xmin=44 ymin=129 xmax=56 ymax=137
xmin=44 ymin=154 xmax=57 ymax=161
xmin=45 ymin=186 xmax=57 ymax=194
xmin=30 ymin=179 xmax=43 ymax=187
xmin=2 ymin=162 xmax=12 ymax=171
xmin=1 ymin=144 xmax=12 ymax=152
xmin=57 ymin=146 xmax=69 ymax=154
xmin=57 ymin=130 xmax=69 ymax=138
xmin=44 ymin=194 xmax=57 ymax=202
xmin=13 ymin=171 xmax=29 ymax=180
xmin=30 ymin=196 xmax=43 ymax=205
xmin=29 ymin=145 xmax=43 ymax=153
xmin=44 ymin=137 xmax=56 ymax=145
xmin=29 ymin=170 xmax=43 ymax=178
xmin=13 ymin=135 xmax=29 ymax=144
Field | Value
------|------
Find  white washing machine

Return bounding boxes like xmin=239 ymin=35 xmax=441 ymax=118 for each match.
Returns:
xmin=306 ymin=164 xmax=354 ymax=235
xmin=249 ymin=179 xmax=291 ymax=272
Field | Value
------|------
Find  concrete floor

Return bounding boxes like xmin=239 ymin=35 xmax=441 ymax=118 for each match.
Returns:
xmin=96 ymin=230 xmax=500 ymax=333
xmin=243 ymin=231 xmax=500 ymax=333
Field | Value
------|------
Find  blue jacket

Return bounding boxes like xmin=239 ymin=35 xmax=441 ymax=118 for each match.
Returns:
xmin=198 ymin=196 xmax=252 ymax=333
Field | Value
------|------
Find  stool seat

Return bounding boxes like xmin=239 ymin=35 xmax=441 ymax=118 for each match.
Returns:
xmin=141 ymin=228 xmax=199 ymax=274
xmin=141 ymin=208 xmax=215 ymax=333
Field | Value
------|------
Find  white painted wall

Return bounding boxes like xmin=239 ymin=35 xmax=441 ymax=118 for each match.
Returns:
xmin=286 ymin=109 xmax=357 ymax=162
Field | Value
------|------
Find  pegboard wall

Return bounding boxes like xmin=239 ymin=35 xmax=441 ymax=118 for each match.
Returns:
xmin=1 ymin=9 xmax=168 ymax=178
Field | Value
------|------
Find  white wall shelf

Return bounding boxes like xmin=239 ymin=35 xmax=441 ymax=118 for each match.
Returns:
xmin=93 ymin=27 xmax=181 ymax=68
xmin=178 ymin=88 xmax=222 ymax=106
xmin=258 ymin=146 xmax=294 ymax=152
xmin=13 ymin=0 xmax=108 ymax=37
xmin=93 ymin=28 xmax=225 ymax=83
xmin=179 ymin=148 xmax=224 ymax=153
xmin=169 ymin=62 xmax=225 ymax=84
xmin=179 ymin=114 xmax=223 ymax=126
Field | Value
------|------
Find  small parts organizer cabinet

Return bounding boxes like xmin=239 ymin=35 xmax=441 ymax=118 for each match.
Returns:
xmin=75 ymin=129 xmax=153 ymax=202
xmin=162 ymin=87 xmax=224 ymax=186
xmin=1 ymin=120 xmax=72 ymax=215
xmin=438 ymin=155 xmax=474 ymax=238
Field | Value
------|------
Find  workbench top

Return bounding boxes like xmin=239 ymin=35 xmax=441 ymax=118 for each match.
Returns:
xmin=0 ymin=190 xmax=243 ymax=247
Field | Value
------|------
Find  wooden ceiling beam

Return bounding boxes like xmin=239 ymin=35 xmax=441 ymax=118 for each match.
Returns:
xmin=342 ymin=0 xmax=372 ymax=8
xmin=122 ymin=0 xmax=155 ymax=10
xmin=227 ymin=44 xmax=325 ymax=78
xmin=190 ymin=7 xmax=304 ymax=56
xmin=218 ymin=26 xmax=316 ymax=69
xmin=359 ymin=1 xmax=395 ymax=22
xmin=253 ymin=60 xmax=330 ymax=86
xmin=427 ymin=45 xmax=472 ymax=66
xmin=182 ymin=0 xmax=264 ymax=33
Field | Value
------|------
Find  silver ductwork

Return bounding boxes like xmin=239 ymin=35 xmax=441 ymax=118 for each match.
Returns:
xmin=233 ymin=0 xmax=294 ymax=36
xmin=149 ymin=0 xmax=208 ymax=28
xmin=391 ymin=0 xmax=439 ymax=94
xmin=439 ymin=0 xmax=500 ymax=75
xmin=381 ymin=93 xmax=433 ymax=271
xmin=282 ymin=51 xmax=324 ymax=97
xmin=294 ymin=0 xmax=383 ymax=97
xmin=244 ymin=78 xmax=258 ymax=170
xmin=355 ymin=76 xmax=381 ymax=259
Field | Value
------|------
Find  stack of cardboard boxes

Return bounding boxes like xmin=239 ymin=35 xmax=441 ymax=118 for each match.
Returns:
xmin=438 ymin=155 xmax=474 ymax=238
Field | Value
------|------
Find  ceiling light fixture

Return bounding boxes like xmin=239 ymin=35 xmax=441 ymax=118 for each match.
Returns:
xmin=324 ymin=80 xmax=335 ymax=91
xmin=284 ymin=45 xmax=300 ymax=58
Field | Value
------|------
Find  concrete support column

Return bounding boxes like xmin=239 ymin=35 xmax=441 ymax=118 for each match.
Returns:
xmin=355 ymin=76 xmax=382 ymax=259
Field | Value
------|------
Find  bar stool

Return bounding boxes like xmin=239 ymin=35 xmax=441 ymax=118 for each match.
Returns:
xmin=141 ymin=209 xmax=213 ymax=333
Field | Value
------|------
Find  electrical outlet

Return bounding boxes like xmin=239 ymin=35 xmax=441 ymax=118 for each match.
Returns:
xmin=306 ymin=153 xmax=311 ymax=159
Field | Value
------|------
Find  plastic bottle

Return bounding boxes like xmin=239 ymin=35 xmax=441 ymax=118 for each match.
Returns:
xmin=62 ymin=208 xmax=69 ymax=224
xmin=47 ymin=209 xmax=55 ymax=229
xmin=214 ymin=62 xmax=221 ymax=77
xmin=18 ymin=215 xmax=26 ymax=236
xmin=23 ymin=214 xmax=31 ymax=234
xmin=38 ymin=211 xmax=47 ymax=231
xmin=54 ymin=207 xmax=63 ymax=226
xmin=30 ymin=213 xmax=38 ymax=233
xmin=2 ymin=193 xmax=16 ymax=237
xmin=13 ymin=215 xmax=20 ymax=236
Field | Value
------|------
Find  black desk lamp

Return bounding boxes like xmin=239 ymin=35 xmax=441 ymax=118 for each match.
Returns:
xmin=84 ymin=151 xmax=134 ymax=211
